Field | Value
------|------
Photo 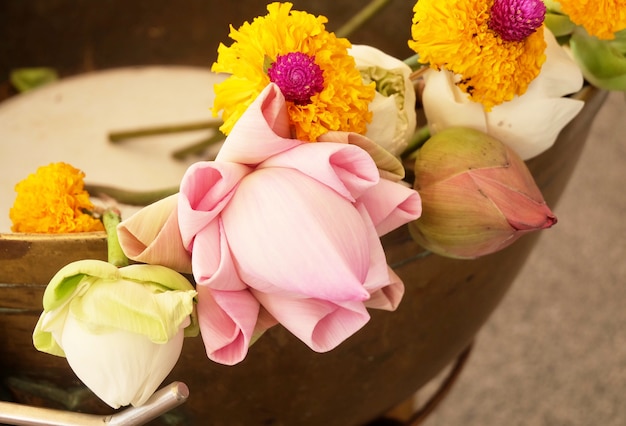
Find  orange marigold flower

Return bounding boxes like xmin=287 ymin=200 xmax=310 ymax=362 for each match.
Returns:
xmin=211 ymin=2 xmax=375 ymax=141
xmin=10 ymin=162 xmax=104 ymax=233
xmin=408 ymin=0 xmax=547 ymax=110
xmin=557 ymin=0 xmax=626 ymax=40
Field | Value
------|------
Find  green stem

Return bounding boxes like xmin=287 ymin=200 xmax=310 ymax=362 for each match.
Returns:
xmin=172 ymin=132 xmax=225 ymax=160
xmin=109 ymin=121 xmax=221 ymax=143
xmin=403 ymin=54 xmax=421 ymax=71
xmin=102 ymin=209 xmax=128 ymax=267
xmin=86 ymin=184 xmax=179 ymax=206
xmin=401 ymin=125 xmax=431 ymax=159
xmin=335 ymin=0 xmax=395 ymax=38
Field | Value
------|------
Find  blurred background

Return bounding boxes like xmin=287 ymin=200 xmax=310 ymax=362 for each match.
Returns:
xmin=1 ymin=1 xmax=624 ymax=425
xmin=0 ymin=0 xmax=416 ymax=92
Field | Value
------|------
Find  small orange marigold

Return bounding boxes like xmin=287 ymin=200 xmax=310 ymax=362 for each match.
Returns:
xmin=10 ymin=162 xmax=104 ymax=233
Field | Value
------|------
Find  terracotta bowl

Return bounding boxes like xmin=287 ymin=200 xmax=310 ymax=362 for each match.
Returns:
xmin=0 ymin=86 xmax=607 ymax=425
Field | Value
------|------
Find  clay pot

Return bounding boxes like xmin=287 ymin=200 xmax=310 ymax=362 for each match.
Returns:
xmin=0 ymin=86 xmax=607 ymax=425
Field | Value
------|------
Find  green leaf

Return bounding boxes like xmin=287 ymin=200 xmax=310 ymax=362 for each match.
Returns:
xmin=10 ymin=67 xmax=58 ymax=92
xmin=544 ymin=13 xmax=576 ymax=37
xmin=542 ymin=0 xmax=563 ymax=13
xmin=570 ymin=28 xmax=626 ymax=91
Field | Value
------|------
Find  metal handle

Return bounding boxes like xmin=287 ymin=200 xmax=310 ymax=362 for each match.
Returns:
xmin=0 ymin=381 xmax=189 ymax=426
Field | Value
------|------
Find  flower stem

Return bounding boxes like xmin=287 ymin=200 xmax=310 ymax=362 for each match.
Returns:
xmin=402 ymin=125 xmax=431 ymax=159
xmin=102 ymin=208 xmax=129 ymax=267
xmin=109 ymin=121 xmax=221 ymax=143
xmin=86 ymin=184 xmax=179 ymax=206
xmin=172 ymin=132 xmax=225 ymax=160
xmin=403 ymin=54 xmax=421 ymax=71
xmin=335 ymin=0 xmax=395 ymax=38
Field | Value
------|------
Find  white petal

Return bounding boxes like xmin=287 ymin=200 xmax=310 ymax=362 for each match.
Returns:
xmin=349 ymin=44 xmax=417 ymax=155
xmin=422 ymin=69 xmax=488 ymax=134
xmin=487 ymin=97 xmax=584 ymax=160
xmin=421 ymin=28 xmax=585 ymax=160
xmin=61 ymin=314 xmax=184 ymax=408
xmin=365 ymin=93 xmax=399 ymax=148
xmin=350 ymin=44 xmax=409 ymax=70
xmin=526 ymin=28 xmax=584 ymax=99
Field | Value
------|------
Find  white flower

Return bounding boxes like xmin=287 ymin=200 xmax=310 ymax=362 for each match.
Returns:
xmin=421 ymin=28 xmax=584 ymax=160
xmin=61 ymin=314 xmax=189 ymax=408
xmin=33 ymin=260 xmax=198 ymax=408
xmin=349 ymin=44 xmax=417 ymax=156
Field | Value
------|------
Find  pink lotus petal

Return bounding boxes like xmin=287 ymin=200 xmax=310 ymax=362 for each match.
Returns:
xmin=475 ymin=151 xmax=545 ymax=201
xmin=252 ymin=307 xmax=279 ymax=341
xmin=365 ymin=268 xmax=405 ymax=311
xmin=178 ymin=162 xmax=250 ymax=249
xmin=418 ymin=175 xmax=518 ymax=257
xmin=216 ymin=84 xmax=301 ymax=165
xmin=190 ymin=220 xmax=248 ymax=291
xmin=190 ymin=220 xmax=261 ymax=365
xmin=358 ymin=179 xmax=423 ymax=236
xmin=354 ymin=202 xmax=397 ymax=293
xmin=470 ymin=172 xmax=557 ymax=231
xmin=252 ymin=290 xmax=370 ymax=353
xmin=354 ymin=203 xmax=405 ymax=311
xmin=259 ymin=142 xmax=379 ymax=201
xmin=221 ymin=167 xmax=371 ymax=302
xmin=196 ymin=286 xmax=260 ymax=366
xmin=117 ymin=195 xmax=192 ymax=273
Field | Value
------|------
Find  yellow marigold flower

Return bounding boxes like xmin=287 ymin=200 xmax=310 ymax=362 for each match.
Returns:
xmin=557 ymin=0 xmax=626 ymax=40
xmin=10 ymin=162 xmax=104 ymax=233
xmin=211 ymin=2 xmax=375 ymax=141
xmin=408 ymin=0 xmax=547 ymax=110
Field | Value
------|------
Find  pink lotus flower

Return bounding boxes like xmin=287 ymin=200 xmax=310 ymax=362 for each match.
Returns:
xmin=118 ymin=83 xmax=421 ymax=365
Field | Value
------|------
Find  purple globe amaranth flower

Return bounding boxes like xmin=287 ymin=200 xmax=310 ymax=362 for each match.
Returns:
xmin=267 ymin=52 xmax=325 ymax=105
xmin=410 ymin=127 xmax=557 ymax=259
xmin=489 ymin=0 xmax=546 ymax=42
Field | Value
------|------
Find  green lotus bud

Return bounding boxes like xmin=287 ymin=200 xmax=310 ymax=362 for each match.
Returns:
xmin=410 ymin=127 xmax=557 ymax=259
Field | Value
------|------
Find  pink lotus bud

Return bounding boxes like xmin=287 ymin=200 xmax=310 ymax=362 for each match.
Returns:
xmin=410 ymin=127 xmax=557 ymax=259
